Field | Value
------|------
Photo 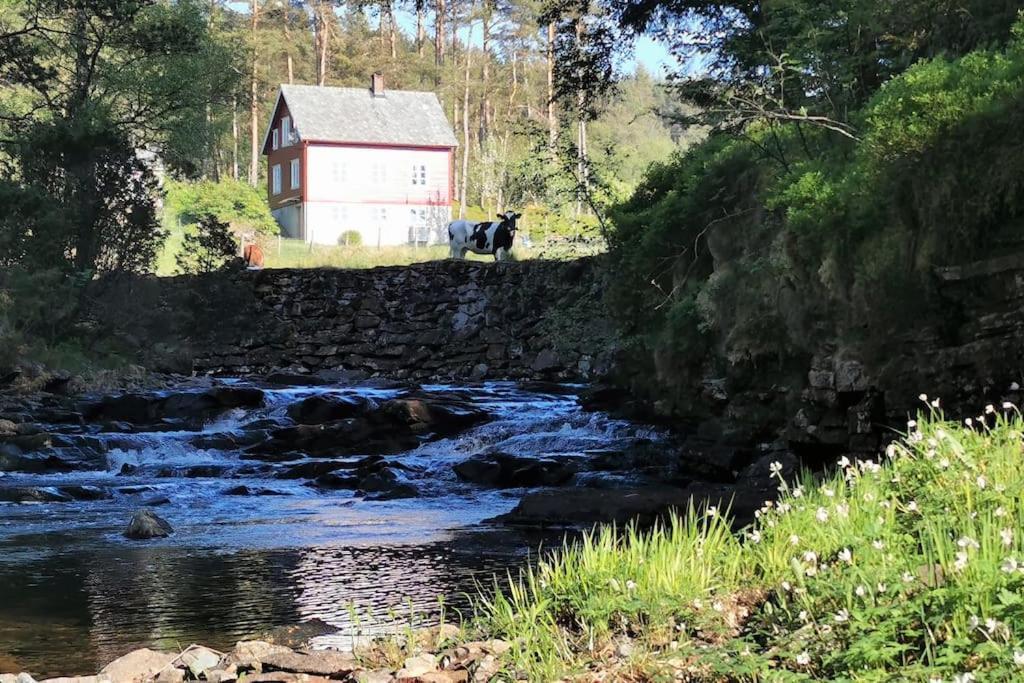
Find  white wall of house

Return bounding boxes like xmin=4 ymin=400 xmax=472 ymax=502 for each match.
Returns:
xmin=303 ymin=144 xmax=451 ymax=247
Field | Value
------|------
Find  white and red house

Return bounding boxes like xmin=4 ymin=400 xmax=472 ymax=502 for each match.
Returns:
xmin=262 ymin=75 xmax=457 ymax=246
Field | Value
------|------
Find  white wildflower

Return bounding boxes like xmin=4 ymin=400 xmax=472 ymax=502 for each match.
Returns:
xmin=626 ymin=580 xmax=637 ymax=591
xmin=995 ymin=506 xmax=1007 ymax=518
xmin=1003 ymin=401 xmax=1015 ymax=410
xmin=838 ymin=456 xmax=851 ymax=469
xmin=769 ymin=460 xmax=783 ymax=475
xmin=902 ymin=571 xmax=915 ymax=583
xmin=872 ymin=539 xmax=884 ymax=550
xmin=823 ymin=487 xmax=835 ymax=498
xmin=789 ymin=534 xmax=800 ymax=546
xmin=952 ymin=674 xmax=975 ymax=683
xmin=855 ymin=585 xmax=866 ymax=597
xmin=1013 ymin=650 xmax=1024 ymax=667
xmin=706 ymin=506 xmax=718 ymax=518
xmin=1001 ymin=528 xmax=1013 ymax=547
xmin=877 ymin=583 xmax=886 ymax=594
xmin=781 ymin=581 xmax=792 ymax=592
xmin=976 ymin=475 xmax=987 ymax=489
xmin=919 ymin=393 xmax=928 ymax=402
xmin=965 ymin=417 xmax=973 ymax=427
xmin=957 ymin=536 xmax=980 ymax=550
xmin=798 ymin=610 xmax=809 ymax=622
xmin=985 ymin=404 xmax=995 ymax=414
xmin=954 ymin=551 xmax=969 ymax=572
xmin=969 ymin=615 xmax=980 ymax=629
xmin=907 ymin=420 xmax=917 ymax=429
xmin=796 ymin=652 xmax=810 ymax=666
xmin=748 ymin=530 xmax=762 ymax=544
xmin=834 ymin=609 xmax=849 ymax=623
xmin=1011 ymin=382 xmax=1020 ymax=390
xmin=1001 ymin=557 xmax=1019 ymax=573
xmin=907 ymin=500 xmax=919 ymax=512
xmin=984 ymin=618 xmax=998 ymax=634
xmin=836 ymin=503 xmax=850 ymax=519
xmin=692 ymin=598 xmax=703 ymax=609
xmin=838 ymin=548 xmax=853 ymax=564
xmin=931 ymin=398 xmax=941 ymax=408
xmin=816 ymin=507 xmax=829 ymax=522
xmin=939 ymin=458 xmax=951 ymax=469
xmin=792 ymin=486 xmax=804 ymax=498
xmin=712 ymin=600 xmax=724 ymax=612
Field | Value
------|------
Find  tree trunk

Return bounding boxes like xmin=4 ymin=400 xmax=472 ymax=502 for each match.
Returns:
xmin=546 ymin=21 xmax=557 ymax=155
xmin=575 ymin=18 xmax=588 ymax=218
xmin=283 ymin=5 xmax=294 ymax=84
xmin=458 ymin=10 xmax=475 ymax=219
xmin=416 ymin=2 xmax=425 ymax=57
xmin=478 ymin=4 xmax=490 ymax=147
xmin=232 ymin=95 xmax=239 ymax=181
xmin=434 ymin=0 xmax=445 ymax=82
xmin=315 ymin=1 xmax=330 ymax=86
xmin=249 ymin=0 xmax=260 ymax=187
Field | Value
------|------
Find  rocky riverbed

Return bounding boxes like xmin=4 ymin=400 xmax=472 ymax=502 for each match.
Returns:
xmin=0 ymin=374 xmax=788 ymax=678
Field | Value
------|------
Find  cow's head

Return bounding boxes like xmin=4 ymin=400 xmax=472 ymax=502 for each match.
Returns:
xmin=498 ymin=211 xmax=523 ymax=233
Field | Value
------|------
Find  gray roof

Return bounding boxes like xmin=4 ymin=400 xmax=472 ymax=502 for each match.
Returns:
xmin=277 ymin=84 xmax=457 ymax=148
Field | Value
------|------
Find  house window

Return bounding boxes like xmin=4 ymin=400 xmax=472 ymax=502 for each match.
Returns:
xmin=272 ymin=164 xmax=282 ymax=195
xmin=272 ymin=129 xmax=279 ymax=151
xmin=281 ymin=116 xmax=291 ymax=146
xmin=412 ymin=164 xmax=427 ymax=186
xmin=290 ymin=159 xmax=300 ymax=189
xmin=332 ymin=162 xmax=347 ymax=185
xmin=376 ymin=207 xmax=388 ymax=222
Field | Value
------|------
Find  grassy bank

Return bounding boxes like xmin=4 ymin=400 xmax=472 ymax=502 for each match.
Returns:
xmin=474 ymin=404 xmax=1024 ymax=681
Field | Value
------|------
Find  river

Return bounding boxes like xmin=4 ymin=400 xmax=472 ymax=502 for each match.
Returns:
xmin=0 ymin=380 xmax=662 ymax=677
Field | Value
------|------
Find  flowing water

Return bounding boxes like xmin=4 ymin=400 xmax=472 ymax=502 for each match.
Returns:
xmin=0 ymin=381 xmax=661 ymax=677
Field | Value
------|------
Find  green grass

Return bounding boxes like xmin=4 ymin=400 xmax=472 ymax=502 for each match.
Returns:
xmin=475 ymin=402 xmax=1024 ymax=681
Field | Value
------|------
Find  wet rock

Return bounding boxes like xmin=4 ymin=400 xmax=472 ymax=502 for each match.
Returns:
xmin=492 ymin=486 xmax=692 ymax=527
xmin=155 ymin=465 xmax=230 ymax=479
xmin=286 ymin=395 xmax=375 ymax=424
xmin=259 ymin=420 xmax=420 ymax=457
xmin=264 ymin=372 xmax=330 ymax=386
xmin=453 ymin=454 xmax=574 ymax=488
xmin=0 ymin=419 xmax=17 ymax=434
xmin=363 ymin=483 xmax=419 ymax=500
xmin=229 ymin=641 xmax=293 ymax=669
xmin=310 ymin=472 xmax=360 ymax=490
xmin=223 ymin=485 xmax=289 ymax=496
xmin=38 ymin=676 xmax=108 ymax=683
xmin=531 ymin=349 xmax=560 ymax=372
xmin=0 ymin=487 xmax=74 ymax=504
xmin=382 ymin=392 xmax=491 ymax=437
xmin=100 ymin=648 xmax=176 ymax=682
xmin=124 ymin=510 xmax=173 ymax=539
xmin=84 ymin=387 xmax=264 ymax=425
xmin=59 ymin=485 xmax=112 ymax=501
xmin=517 ymin=381 xmax=577 ymax=395
xmin=242 ymin=418 xmax=288 ymax=431
xmin=118 ymin=463 xmax=139 ymax=476
xmin=0 ymin=449 xmax=77 ymax=474
xmin=142 ymin=495 xmax=171 ymax=507
xmin=277 ymin=458 xmax=374 ymax=479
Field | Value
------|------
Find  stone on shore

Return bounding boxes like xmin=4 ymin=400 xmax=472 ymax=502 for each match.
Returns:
xmin=453 ymin=453 xmax=574 ymax=488
xmin=99 ymin=648 xmax=176 ymax=682
xmin=123 ymin=510 xmax=173 ymax=539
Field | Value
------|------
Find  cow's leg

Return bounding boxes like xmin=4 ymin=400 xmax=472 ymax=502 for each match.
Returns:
xmin=450 ymin=243 xmax=459 ymax=259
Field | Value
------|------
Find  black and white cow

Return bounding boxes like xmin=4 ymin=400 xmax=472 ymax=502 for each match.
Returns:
xmin=447 ymin=211 xmax=522 ymax=261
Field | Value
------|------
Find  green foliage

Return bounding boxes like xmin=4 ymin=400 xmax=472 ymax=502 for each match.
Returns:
xmin=165 ymin=179 xmax=278 ymax=236
xmin=479 ymin=408 xmax=1024 ymax=680
xmin=338 ymin=230 xmax=363 ymax=247
xmin=176 ymin=215 xmax=239 ymax=275
xmin=607 ymin=22 xmax=1024 ymax=406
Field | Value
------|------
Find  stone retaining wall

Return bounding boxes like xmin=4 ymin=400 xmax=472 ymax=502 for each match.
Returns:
xmin=188 ymin=258 xmax=615 ymax=381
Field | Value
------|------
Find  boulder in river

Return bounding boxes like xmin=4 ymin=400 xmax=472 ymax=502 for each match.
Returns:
xmin=83 ymin=386 xmax=265 ymax=425
xmin=100 ymin=648 xmax=177 ymax=682
xmin=453 ymin=453 xmax=575 ymax=488
xmin=0 ymin=487 xmax=74 ymax=504
xmin=286 ymin=394 xmax=376 ymax=424
xmin=124 ymin=510 xmax=173 ymax=539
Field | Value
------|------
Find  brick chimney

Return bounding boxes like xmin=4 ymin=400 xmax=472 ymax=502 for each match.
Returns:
xmin=371 ymin=72 xmax=385 ymax=98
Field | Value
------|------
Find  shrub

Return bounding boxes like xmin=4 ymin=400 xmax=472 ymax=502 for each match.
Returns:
xmin=338 ymin=230 xmax=363 ymax=246
xmin=164 ymin=178 xmax=278 ymax=235
xmin=175 ymin=214 xmax=238 ymax=274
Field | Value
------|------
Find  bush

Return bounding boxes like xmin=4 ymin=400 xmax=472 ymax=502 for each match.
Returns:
xmin=164 ymin=178 xmax=278 ymax=235
xmin=338 ymin=230 xmax=362 ymax=246
xmin=175 ymin=215 xmax=238 ymax=274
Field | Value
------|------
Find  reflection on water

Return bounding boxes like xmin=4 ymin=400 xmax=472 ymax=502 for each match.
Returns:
xmin=0 ymin=381 xmax=656 ymax=677
xmin=0 ymin=530 xmax=553 ymax=677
